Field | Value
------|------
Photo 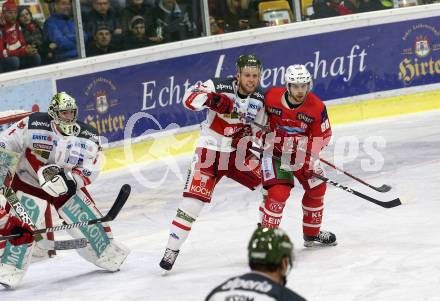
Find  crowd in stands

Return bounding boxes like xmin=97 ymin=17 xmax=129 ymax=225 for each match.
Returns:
xmin=0 ymin=0 xmax=198 ymax=72
xmin=0 ymin=0 xmax=437 ymax=73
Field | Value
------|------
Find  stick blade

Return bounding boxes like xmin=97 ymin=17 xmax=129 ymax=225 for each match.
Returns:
xmin=103 ymin=184 xmax=131 ymax=222
xmin=380 ymin=198 xmax=402 ymax=208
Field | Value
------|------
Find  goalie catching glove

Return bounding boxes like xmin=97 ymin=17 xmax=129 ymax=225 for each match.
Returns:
xmin=37 ymin=164 xmax=77 ymax=197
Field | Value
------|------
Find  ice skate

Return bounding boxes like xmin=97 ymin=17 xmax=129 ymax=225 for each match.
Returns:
xmin=159 ymin=248 xmax=180 ymax=272
xmin=304 ymin=230 xmax=337 ymax=247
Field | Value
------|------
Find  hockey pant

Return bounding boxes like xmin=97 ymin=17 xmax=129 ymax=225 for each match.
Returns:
xmin=166 ymin=147 xmax=261 ymax=251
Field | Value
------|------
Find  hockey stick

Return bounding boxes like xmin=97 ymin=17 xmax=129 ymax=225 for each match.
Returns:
xmin=250 ymin=121 xmax=392 ymax=192
xmin=250 ymin=146 xmax=401 ymax=208
xmin=37 ymin=238 xmax=88 ymax=250
xmin=0 ymin=184 xmax=131 ymax=240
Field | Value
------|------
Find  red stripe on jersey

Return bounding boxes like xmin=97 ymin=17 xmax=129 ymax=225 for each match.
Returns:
xmin=184 ymin=92 xmax=203 ymax=111
xmin=25 ymin=148 xmax=44 ymax=172
xmin=209 ymin=114 xmax=244 ymax=137
xmin=172 ymin=220 xmax=191 ymax=231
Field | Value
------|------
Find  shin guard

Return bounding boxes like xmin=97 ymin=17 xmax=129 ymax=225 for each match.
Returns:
xmin=261 ymin=185 xmax=291 ymax=228
xmin=166 ymin=197 xmax=204 ymax=251
xmin=302 ymin=183 xmax=326 ymax=237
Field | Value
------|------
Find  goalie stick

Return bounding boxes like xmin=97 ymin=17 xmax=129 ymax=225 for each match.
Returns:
xmin=0 ymin=184 xmax=131 ymax=241
xmin=250 ymin=146 xmax=401 ymax=208
xmin=37 ymin=238 xmax=88 ymax=251
xmin=250 ymin=120 xmax=392 ymax=193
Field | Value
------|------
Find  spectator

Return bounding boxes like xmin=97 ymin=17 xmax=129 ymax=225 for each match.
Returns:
xmin=0 ymin=1 xmax=40 ymax=72
xmin=85 ymin=0 xmax=122 ymax=43
xmin=153 ymin=0 xmax=196 ymax=42
xmin=119 ymin=0 xmax=156 ymax=35
xmin=17 ymin=6 xmax=56 ymax=65
xmin=312 ymin=0 xmax=356 ymax=18
xmin=224 ymin=0 xmax=259 ymax=32
xmin=358 ymin=0 xmax=393 ymax=12
xmin=44 ymin=0 xmax=89 ymax=62
xmin=123 ymin=15 xmax=160 ymax=50
xmin=86 ymin=25 xmax=119 ymax=56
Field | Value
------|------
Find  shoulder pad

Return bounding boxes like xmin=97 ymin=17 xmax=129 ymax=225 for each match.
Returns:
xmin=251 ymin=89 xmax=265 ymax=102
xmin=213 ymin=78 xmax=234 ymax=93
xmin=28 ymin=112 xmax=52 ymax=130
xmin=77 ymin=122 xmax=100 ymax=144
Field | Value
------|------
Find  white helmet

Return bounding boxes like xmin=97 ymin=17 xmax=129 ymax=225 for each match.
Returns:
xmin=48 ymin=92 xmax=80 ymax=136
xmin=284 ymin=64 xmax=313 ymax=91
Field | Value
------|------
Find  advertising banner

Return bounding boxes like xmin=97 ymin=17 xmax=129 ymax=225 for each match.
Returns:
xmin=56 ymin=16 xmax=440 ymax=143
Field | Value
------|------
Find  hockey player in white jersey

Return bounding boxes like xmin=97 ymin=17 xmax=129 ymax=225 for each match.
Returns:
xmin=159 ymin=54 xmax=267 ymax=271
xmin=0 ymin=92 xmax=129 ymax=288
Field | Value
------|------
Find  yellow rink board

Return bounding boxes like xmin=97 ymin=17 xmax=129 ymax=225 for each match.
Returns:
xmin=102 ymin=90 xmax=440 ymax=172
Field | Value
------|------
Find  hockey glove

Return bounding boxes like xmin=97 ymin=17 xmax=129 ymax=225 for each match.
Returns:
xmin=1 ymin=215 xmax=34 ymax=246
xmin=205 ymin=93 xmax=234 ymax=114
xmin=38 ymin=164 xmax=77 ymax=198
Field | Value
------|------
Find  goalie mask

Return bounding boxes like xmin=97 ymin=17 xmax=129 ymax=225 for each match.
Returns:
xmin=48 ymin=92 xmax=80 ymax=136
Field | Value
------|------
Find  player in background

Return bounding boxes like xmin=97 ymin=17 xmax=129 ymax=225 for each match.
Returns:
xmin=0 ymin=209 xmax=34 ymax=246
xmin=259 ymin=64 xmax=336 ymax=247
xmin=205 ymin=227 xmax=306 ymax=301
xmin=159 ymin=54 xmax=267 ymax=271
xmin=0 ymin=92 xmax=129 ymax=288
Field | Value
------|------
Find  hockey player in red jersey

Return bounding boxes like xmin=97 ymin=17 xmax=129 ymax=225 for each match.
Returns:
xmin=260 ymin=64 xmax=336 ymax=247
xmin=159 ymin=55 xmax=267 ymax=271
xmin=0 ymin=92 xmax=129 ymax=288
xmin=0 ymin=209 xmax=34 ymax=246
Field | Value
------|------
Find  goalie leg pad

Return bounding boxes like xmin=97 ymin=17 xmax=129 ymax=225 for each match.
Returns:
xmin=0 ymin=191 xmax=46 ymax=286
xmin=57 ymin=189 xmax=129 ymax=271
xmin=0 ymin=262 xmax=26 ymax=288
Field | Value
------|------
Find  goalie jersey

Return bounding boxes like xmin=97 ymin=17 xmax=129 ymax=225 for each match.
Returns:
xmin=0 ymin=112 xmax=101 ymax=190
xmin=205 ymin=272 xmax=306 ymax=301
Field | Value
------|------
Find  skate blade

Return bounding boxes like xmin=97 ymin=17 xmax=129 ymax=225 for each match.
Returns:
xmin=304 ymin=241 xmax=338 ymax=248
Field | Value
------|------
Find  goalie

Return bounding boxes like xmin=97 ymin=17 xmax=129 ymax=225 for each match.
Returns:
xmin=0 ymin=92 xmax=129 ymax=288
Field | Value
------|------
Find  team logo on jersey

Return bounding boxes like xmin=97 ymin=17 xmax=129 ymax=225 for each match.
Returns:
xmin=17 ymin=121 xmax=26 ymax=129
xmin=0 ymin=142 xmax=5 ymax=149
xmin=268 ymin=107 xmax=282 ymax=116
xmin=297 ymin=113 xmax=314 ymax=124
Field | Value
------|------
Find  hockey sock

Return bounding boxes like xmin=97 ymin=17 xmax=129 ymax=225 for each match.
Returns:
xmin=261 ymin=184 xmax=291 ymax=228
xmin=302 ymin=183 xmax=326 ymax=237
xmin=166 ymin=197 xmax=204 ymax=251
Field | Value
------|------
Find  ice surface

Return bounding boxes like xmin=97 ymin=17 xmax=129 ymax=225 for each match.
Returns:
xmin=2 ymin=110 xmax=440 ymax=301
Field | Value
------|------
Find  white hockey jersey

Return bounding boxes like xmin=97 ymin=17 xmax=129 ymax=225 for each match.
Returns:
xmin=0 ymin=112 xmax=101 ymax=189
xmin=183 ymin=77 xmax=267 ymax=152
